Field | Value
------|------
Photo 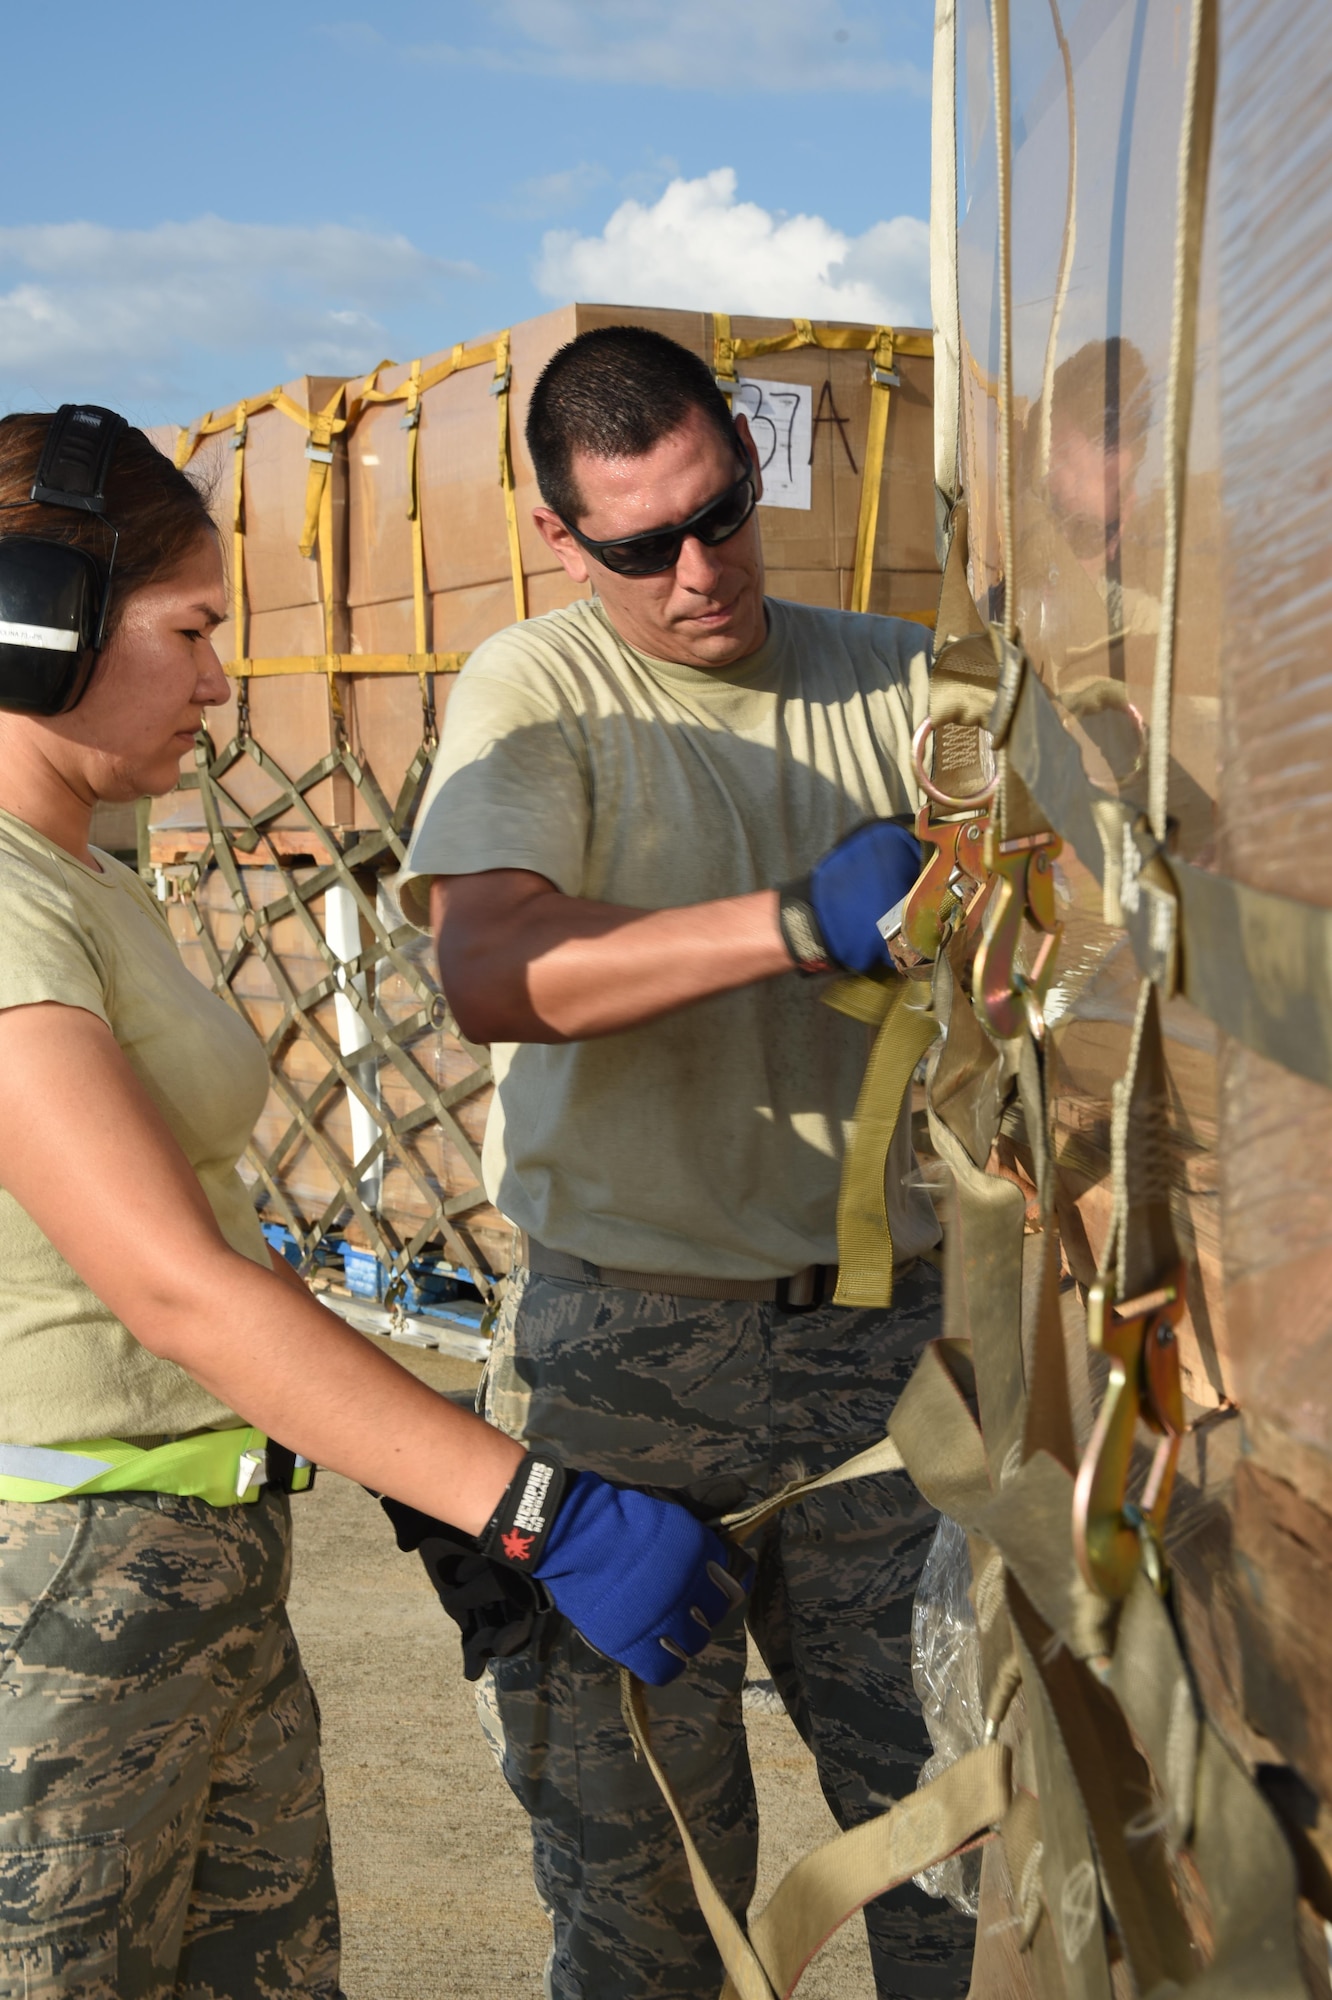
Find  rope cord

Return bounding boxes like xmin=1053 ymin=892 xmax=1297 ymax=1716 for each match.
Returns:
xmin=1148 ymin=0 xmax=1219 ymax=842
xmin=1036 ymin=0 xmax=1078 ymax=485
xmin=991 ymin=0 xmax=1017 ymax=641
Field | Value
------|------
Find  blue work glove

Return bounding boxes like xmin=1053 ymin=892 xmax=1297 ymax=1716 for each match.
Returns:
xmin=479 ymin=1455 xmax=750 ymax=1686
xmin=778 ymin=818 xmax=923 ymax=976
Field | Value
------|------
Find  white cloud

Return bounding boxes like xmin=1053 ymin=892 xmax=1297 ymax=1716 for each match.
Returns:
xmin=535 ymin=169 xmax=930 ymax=324
xmin=339 ymin=0 xmax=928 ymax=94
xmin=0 ymin=218 xmax=473 ymax=401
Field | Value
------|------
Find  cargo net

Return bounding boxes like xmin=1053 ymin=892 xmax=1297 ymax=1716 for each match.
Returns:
xmin=157 ymin=682 xmax=511 ymax=1313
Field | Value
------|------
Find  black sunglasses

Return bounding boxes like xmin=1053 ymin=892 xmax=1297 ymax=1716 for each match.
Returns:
xmin=562 ymin=452 xmax=758 ymax=578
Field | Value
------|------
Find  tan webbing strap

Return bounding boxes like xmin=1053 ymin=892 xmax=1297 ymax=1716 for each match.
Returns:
xmin=1107 ymin=1577 xmax=1306 ymax=1998
xmin=719 ymin=1434 xmax=906 ymax=1546
xmin=922 ymin=932 xmax=1031 ymax=1490
xmin=822 ymin=975 xmax=939 ymax=1308
xmin=733 ymin=1744 xmax=1009 ymax=2000
xmin=493 ymin=330 xmax=526 ymax=623
xmin=621 ymin=1671 xmax=1008 ymax=2000
xmin=928 ymin=504 xmax=999 ymax=800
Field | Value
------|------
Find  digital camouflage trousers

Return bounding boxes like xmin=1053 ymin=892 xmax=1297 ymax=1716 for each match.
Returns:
xmin=481 ymin=1261 xmax=976 ymax=2000
xmin=0 ymin=1487 xmax=341 ymax=2000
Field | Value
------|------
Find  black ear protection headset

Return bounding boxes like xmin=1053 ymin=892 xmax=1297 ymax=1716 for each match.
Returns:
xmin=0 ymin=404 xmax=128 ymax=717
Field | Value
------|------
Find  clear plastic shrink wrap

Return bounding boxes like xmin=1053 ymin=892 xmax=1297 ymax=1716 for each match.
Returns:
xmin=934 ymin=0 xmax=1332 ymax=1856
xmin=950 ymin=0 xmax=1226 ymax=1401
xmin=910 ymin=1516 xmax=984 ymax=1915
xmin=1212 ymin=0 xmax=1332 ymax=1798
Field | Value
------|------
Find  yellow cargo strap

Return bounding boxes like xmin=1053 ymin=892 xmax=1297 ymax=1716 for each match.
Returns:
xmin=823 ymin=973 xmax=939 ymax=1309
xmin=0 ymin=1427 xmax=309 ymax=1508
xmin=175 ymin=332 xmax=530 ymax=693
xmin=711 ymin=314 xmax=933 ymax=616
xmin=492 ymin=328 xmax=527 ymax=624
xmin=226 ymin=653 xmax=468 ymax=679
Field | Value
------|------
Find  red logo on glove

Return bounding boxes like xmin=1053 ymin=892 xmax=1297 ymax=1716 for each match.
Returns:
xmin=502 ymin=1527 xmax=535 ymax=1563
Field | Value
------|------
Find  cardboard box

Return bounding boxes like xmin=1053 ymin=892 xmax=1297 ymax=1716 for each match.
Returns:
xmin=151 ymin=305 xmax=939 ymax=851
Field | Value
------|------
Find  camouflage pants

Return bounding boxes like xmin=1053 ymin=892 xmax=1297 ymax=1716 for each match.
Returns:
xmin=482 ymin=1263 xmax=976 ymax=2000
xmin=0 ymin=1487 xmax=341 ymax=1999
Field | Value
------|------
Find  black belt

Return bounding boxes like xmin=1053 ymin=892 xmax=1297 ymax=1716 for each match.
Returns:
xmin=519 ymin=1234 xmax=838 ymax=1309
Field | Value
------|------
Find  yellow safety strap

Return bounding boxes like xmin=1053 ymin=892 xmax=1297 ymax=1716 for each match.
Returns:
xmin=0 ymin=1427 xmax=275 ymax=1508
xmin=850 ymin=328 xmax=897 ymax=614
xmin=226 ymin=653 xmax=468 ymax=679
xmin=405 ymin=356 xmax=427 ymax=656
xmin=713 ymin=312 xmax=738 ymax=402
xmin=300 ymin=382 xmax=347 ymax=568
xmin=709 ymin=316 xmax=932 ymax=614
xmin=493 ymin=330 xmax=527 ymax=623
xmin=823 ymin=973 xmax=940 ymax=1308
xmin=230 ymin=402 xmax=248 ymax=663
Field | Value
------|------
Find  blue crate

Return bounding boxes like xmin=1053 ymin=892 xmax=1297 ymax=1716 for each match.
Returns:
xmin=262 ymin=1223 xmax=303 ymax=1269
xmin=341 ymin=1246 xmax=384 ymax=1300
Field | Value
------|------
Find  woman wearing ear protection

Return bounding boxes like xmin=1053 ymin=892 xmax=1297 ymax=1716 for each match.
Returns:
xmin=0 ymin=409 xmax=747 ymax=2000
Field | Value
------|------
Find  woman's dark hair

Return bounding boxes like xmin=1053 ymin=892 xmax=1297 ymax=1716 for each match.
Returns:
xmin=0 ymin=414 xmax=216 ymax=639
xmin=526 ymin=326 xmax=737 ymax=524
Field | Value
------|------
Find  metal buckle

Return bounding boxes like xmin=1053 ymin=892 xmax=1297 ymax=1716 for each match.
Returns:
xmin=1072 ymin=1264 xmax=1187 ymax=1599
xmin=891 ymin=802 xmax=992 ymax=964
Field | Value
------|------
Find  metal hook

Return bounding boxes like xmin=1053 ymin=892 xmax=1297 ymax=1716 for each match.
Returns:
xmin=899 ymin=804 xmax=992 ymax=961
xmin=972 ymin=828 xmax=1063 ymax=1040
xmin=1072 ymin=1264 xmax=1187 ymax=1599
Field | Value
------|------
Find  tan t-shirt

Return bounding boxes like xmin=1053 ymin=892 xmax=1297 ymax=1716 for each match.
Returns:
xmin=0 ymin=806 xmax=271 ymax=1445
xmin=401 ymin=596 xmax=940 ymax=1278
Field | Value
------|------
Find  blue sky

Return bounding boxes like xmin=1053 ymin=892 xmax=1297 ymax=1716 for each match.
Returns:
xmin=0 ymin=0 xmax=933 ymax=428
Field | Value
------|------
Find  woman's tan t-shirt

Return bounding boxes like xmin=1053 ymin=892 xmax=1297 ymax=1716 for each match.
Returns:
xmin=0 ymin=806 xmax=270 ymax=1446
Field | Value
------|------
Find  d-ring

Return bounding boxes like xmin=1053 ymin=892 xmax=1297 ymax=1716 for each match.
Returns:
xmin=912 ymin=717 xmax=1000 ymax=810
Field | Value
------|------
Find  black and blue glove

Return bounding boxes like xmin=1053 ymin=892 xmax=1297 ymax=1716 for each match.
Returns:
xmin=778 ymin=818 xmax=923 ymax=977
xmin=481 ymin=1455 xmax=750 ymax=1686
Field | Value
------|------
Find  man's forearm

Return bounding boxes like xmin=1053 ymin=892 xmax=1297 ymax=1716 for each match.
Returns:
xmin=433 ymin=874 xmax=792 ymax=1042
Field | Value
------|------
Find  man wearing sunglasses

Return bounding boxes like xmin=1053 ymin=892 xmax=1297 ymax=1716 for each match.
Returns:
xmin=399 ymin=327 xmax=974 ymax=2000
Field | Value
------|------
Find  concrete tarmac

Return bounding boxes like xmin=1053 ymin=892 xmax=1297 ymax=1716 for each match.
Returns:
xmin=286 ymin=1342 xmax=874 ymax=1998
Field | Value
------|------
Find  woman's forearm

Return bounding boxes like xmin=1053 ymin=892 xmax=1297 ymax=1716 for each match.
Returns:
xmin=147 ymin=1248 xmax=523 ymax=1533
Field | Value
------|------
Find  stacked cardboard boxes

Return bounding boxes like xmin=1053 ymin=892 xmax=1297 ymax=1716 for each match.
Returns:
xmin=144 ymin=303 xmax=939 ymax=1289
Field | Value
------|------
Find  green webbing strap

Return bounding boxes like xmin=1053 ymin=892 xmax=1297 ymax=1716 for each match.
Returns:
xmin=0 ymin=1427 xmax=270 ymax=1507
xmin=822 ymin=974 xmax=940 ymax=1309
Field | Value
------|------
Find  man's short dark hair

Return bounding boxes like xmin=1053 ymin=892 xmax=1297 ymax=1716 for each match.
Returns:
xmin=1050 ymin=336 xmax=1152 ymax=461
xmin=526 ymin=325 xmax=737 ymax=524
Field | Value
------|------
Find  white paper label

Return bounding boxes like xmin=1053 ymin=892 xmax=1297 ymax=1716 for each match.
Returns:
xmin=0 ymin=619 xmax=79 ymax=652
xmin=731 ymin=376 xmax=812 ymax=511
